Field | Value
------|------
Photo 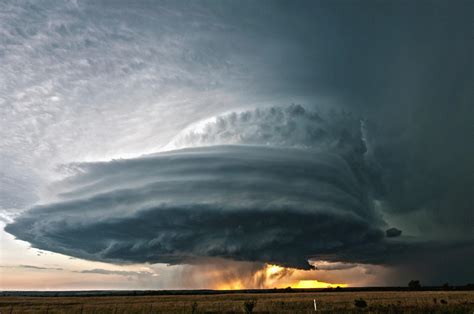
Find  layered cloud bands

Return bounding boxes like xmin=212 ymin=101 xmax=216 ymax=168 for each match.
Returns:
xmin=7 ymin=106 xmax=390 ymax=269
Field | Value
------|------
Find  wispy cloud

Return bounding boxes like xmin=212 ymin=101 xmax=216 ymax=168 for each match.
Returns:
xmin=78 ymin=269 xmax=157 ymax=278
xmin=0 ymin=265 xmax=64 ymax=271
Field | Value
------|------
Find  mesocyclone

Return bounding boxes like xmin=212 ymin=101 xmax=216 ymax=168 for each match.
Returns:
xmin=6 ymin=105 xmax=397 ymax=269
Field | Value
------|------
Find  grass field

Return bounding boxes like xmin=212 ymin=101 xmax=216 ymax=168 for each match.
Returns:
xmin=1 ymin=291 xmax=473 ymax=313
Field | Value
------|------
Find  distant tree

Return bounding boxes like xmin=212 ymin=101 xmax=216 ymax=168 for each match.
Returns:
xmin=408 ymin=280 xmax=421 ymax=290
xmin=354 ymin=298 xmax=367 ymax=308
xmin=442 ymin=282 xmax=450 ymax=290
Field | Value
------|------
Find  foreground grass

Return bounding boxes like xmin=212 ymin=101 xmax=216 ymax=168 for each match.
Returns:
xmin=0 ymin=291 xmax=473 ymax=313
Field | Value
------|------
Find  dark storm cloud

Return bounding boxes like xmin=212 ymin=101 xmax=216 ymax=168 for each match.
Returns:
xmin=310 ymin=262 xmax=357 ymax=271
xmin=3 ymin=0 xmax=473 ymax=285
xmin=148 ymin=0 xmax=474 ymax=244
xmin=6 ymin=103 xmax=473 ymax=280
xmin=199 ymin=0 xmax=474 ymax=241
xmin=385 ymin=228 xmax=402 ymax=238
xmin=385 ymin=243 xmax=474 ymax=285
xmin=6 ymin=139 xmax=391 ymax=270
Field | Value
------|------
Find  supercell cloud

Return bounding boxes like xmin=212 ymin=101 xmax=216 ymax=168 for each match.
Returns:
xmin=2 ymin=0 xmax=473 ymax=285
xmin=7 ymin=106 xmax=392 ymax=269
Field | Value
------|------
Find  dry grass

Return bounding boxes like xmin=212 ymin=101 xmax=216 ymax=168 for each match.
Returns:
xmin=0 ymin=291 xmax=473 ymax=313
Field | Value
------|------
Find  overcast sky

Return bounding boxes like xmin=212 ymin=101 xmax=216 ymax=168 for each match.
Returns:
xmin=1 ymin=0 xmax=473 ymax=290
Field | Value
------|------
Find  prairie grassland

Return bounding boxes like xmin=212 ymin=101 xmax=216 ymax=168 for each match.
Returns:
xmin=0 ymin=291 xmax=473 ymax=313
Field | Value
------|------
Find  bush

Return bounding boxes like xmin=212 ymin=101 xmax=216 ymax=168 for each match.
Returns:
xmin=191 ymin=302 xmax=198 ymax=314
xmin=354 ymin=298 xmax=367 ymax=308
xmin=243 ymin=300 xmax=256 ymax=313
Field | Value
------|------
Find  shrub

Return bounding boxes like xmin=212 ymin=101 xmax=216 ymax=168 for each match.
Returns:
xmin=354 ymin=298 xmax=367 ymax=308
xmin=243 ymin=300 xmax=256 ymax=313
xmin=191 ymin=302 xmax=198 ymax=314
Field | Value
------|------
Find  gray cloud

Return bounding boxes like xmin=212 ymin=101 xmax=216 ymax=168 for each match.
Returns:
xmin=78 ymin=269 xmax=154 ymax=277
xmin=6 ymin=105 xmax=473 ymax=281
xmin=385 ymin=228 xmax=402 ymax=238
xmin=11 ymin=265 xmax=63 ymax=271
xmin=6 ymin=141 xmax=387 ymax=269
xmin=1 ymin=0 xmax=473 ymax=286
xmin=6 ymin=107 xmax=400 ymax=269
xmin=310 ymin=262 xmax=358 ymax=271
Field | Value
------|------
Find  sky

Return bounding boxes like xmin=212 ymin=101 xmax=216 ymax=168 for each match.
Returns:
xmin=0 ymin=0 xmax=473 ymax=290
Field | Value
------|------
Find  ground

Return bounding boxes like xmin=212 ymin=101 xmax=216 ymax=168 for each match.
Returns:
xmin=1 ymin=291 xmax=473 ymax=313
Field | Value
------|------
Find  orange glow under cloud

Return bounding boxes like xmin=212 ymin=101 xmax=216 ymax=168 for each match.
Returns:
xmin=292 ymin=280 xmax=347 ymax=289
xmin=214 ymin=264 xmax=347 ymax=290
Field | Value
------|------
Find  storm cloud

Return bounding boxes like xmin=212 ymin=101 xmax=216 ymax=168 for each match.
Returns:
xmin=6 ymin=102 xmax=474 ymax=279
xmin=7 ymin=107 xmax=398 ymax=269
xmin=1 ymin=0 xmax=473 ymax=286
xmin=6 ymin=147 xmax=385 ymax=268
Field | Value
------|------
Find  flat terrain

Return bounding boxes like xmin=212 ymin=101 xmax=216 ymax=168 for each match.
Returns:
xmin=1 ymin=291 xmax=473 ymax=313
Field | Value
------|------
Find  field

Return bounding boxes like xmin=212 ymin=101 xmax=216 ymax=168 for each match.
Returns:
xmin=1 ymin=290 xmax=473 ymax=313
